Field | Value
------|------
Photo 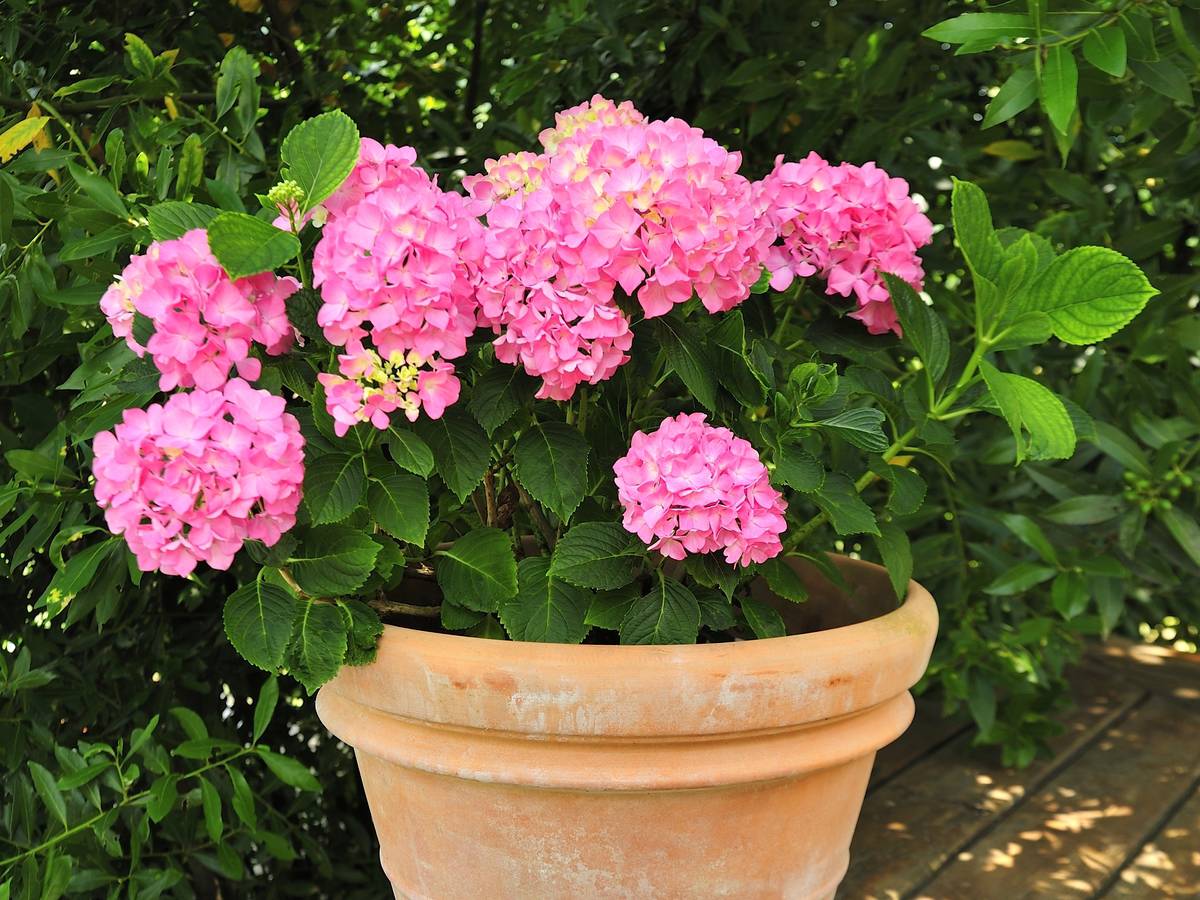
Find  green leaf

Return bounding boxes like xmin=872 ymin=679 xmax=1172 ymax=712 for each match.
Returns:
xmin=1043 ymin=494 xmax=1124 ymax=525
xmin=873 ymin=462 xmax=927 ymax=516
xmin=874 ymin=522 xmax=912 ymax=601
xmin=1130 ymin=58 xmax=1193 ymax=106
xmin=759 ymin=557 xmax=808 ymax=603
xmin=66 ymin=161 xmax=128 ymax=218
xmin=367 ymin=473 xmax=429 ymax=546
xmin=434 ymin=528 xmax=518 ymax=613
xmin=286 ymin=600 xmax=348 ymax=693
xmin=146 ymin=201 xmax=221 ymax=241
xmin=279 ymin=111 xmax=361 ymax=211
xmin=951 ymin=179 xmax=1005 ymax=283
xmin=206 ymin=212 xmax=300 ymax=279
xmin=227 ymin=765 xmax=256 ymax=830
xmin=774 ymin=442 xmax=824 ymax=492
xmin=1082 ymin=25 xmax=1127 ymax=76
xmin=223 ymin=581 xmax=300 ymax=671
xmin=923 ymin=13 xmax=1035 ymax=43
xmin=1019 ymin=246 xmax=1157 ymax=345
xmin=441 ymin=600 xmax=485 ymax=632
xmin=199 ymin=778 xmax=223 ymax=844
xmin=499 ymin=556 xmax=591 ymax=643
xmin=513 ymin=423 xmax=589 ymax=521
xmin=1051 ymin=571 xmax=1088 ymax=619
xmin=815 ymin=408 xmax=889 ymax=453
xmin=287 ymin=526 xmax=380 ymax=596
xmin=550 ymin=522 xmax=639 ymax=589
xmin=414 ymin=410 xmax=490 ymax=503
xmin=983 ymin=561 xmax=1057 ymax=595
xmin=468 ymin=366 xmax=527 ymax=435
xmin=740 ymin=595 xmax=787 ymax=639
xmin=36 ymin=539 xmax=116 ymax=614
xmin=29 ymin=761 xmax=67 ymax=827
xmin=1039 ymin=46 xmax=1078 ymax=133
xmin=252 ymin=677 xmax=278 ymax=743
xmin=54 ymin=74 xmax=122 ymax=97
xmin=169 ymin=705 xmax=209 ymax=741
xmin=303 ymin=453 xmax=365 ymax=525
xmin=176 ymin=134 xmax=205 ymax=197
xmin=982 ymin=66 xmax=1038 ymax=128
xmin=887 ymin=274 xmax=949 ymax=383
xmin=146 ymin=776 xmax=178 ymax=823
xmin=385 ymin=427 xmax=435 ymax=477
xmin=338 ymin=598 xmax=383 ymax=665
xmin=257 ymin=748 xmax=321 ymax=792
xmin=980 ymin=361 xmax=1076 ymax=463
xmin=967 ymin=677 xmax=996 ymax=735
xmin=1158 ymin=506 xmax=1200 ymax=568
xmin=619 ymin=573 xmax=700 ymax=645
xmin=1000 ymin=513 xmax=1060 ymax=565
xmin=657 ymin=317 xmax=719 ymax=412
xmin=697 ymin=589 xmax=736 ymax=631
xmin=814 ymin=473 xmax=880 ymax=536
xmin=0 ymin=117 xmax=49 ymax=163
xmin=584 ymin=585 xmax=640 ymax=630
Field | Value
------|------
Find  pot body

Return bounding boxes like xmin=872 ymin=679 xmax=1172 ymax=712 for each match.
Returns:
xmin=316 ymin=556 xmax=938 ymax=899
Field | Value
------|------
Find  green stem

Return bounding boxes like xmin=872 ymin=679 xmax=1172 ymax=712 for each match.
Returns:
xmin=576 ymin=386 xmax=589 ymax=435
xmin=36 ymin=99 xmax=99 ymax=173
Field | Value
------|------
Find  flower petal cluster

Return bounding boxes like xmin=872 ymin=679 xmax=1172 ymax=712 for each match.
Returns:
xmin=613 ymin=412 xmax=788 ymax=566
xmin=317 ymin=340 xmax=460 ymax=436
xmin=100 ymin=229 xmax=299 ymax=390
xmin=312 ymin=139 xmax=486 ymax=367
xmin=757 ymin=152 xmax=933 ymax=335
xmin=92 ymin=379 xmax=305 ymax=576
xmin=466 ymin=95 xmax=773 ymax=399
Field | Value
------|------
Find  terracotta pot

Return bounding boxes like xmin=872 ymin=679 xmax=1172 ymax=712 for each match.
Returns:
xmin=316 ymin=555 xmax=937 ymax=899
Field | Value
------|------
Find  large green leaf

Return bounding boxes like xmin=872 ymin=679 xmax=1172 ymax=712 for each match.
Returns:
xmin=367 ymin=473 xmax=429 ymax=546
xmin=513 ymin=423 xmax=589 ymax=521
xmin=874 ymin=522 xmax=912 ymax=601
xmin=1082 ymin=25 xmax=1127 ymax=77
xmin=414 ymin=410 xmax=490 ymax=503
xmin=223 ymin=580 xmax=300 ymax=670
xmin=923 ymin=13 xmax=1035 ymax=44
xmin=385 ymin=427 xmax=435 ymax=477
xmin=980 ymin=361 xmax=1076 ymax=463
xmin=287 ymin=526 xmax=380 ymax=596
xmin=619 ymin=573 xmax=700 ymax=645
xmin=740 ymin=595 xmax=786 ymax=638
xmin=338 ymin=599 xmax=383 ymax=666
xmin=982 ymin=66 xmax=1038 ymax=129
xmin=302 ymin=453 xmax=365 ymax=525
xmin=146 ymin=201 xmax=221 ymax=241
xmin=206 ymin=212 xmax=300 ymax=279
xmin=951 ymin=179 xmax=1005 ymax=283
xmin=1039 ymin=46 xmax=1078 ymax=133
xmin=886 ymin=273 xmax=949 ymax=383
xmin=550 ymin=522 xmax=640 ymax=589
xmin=815 ymin=408 xmax=889 ymax=452
xmin=814 ymin=473 xmax=880 ymax=535
xmin=1158 ymin=506 xmax=1200 ymax=568
xmin=434 ymin=527 xmax=518 ymax=613
xmin=657 ymin=316 xmax=719 ymax=412
xmin=285 ymin=600 xmax=347 ymax=694
xmin=773 ymin=442 xmax=825 ymax=493
xmin=499 ymin=556 xmax=591 ymax=643
xmin=279 ymin=110 xmax=361 ymax=211
xmin=1018 ymin=246 xmax=1157 ymax=344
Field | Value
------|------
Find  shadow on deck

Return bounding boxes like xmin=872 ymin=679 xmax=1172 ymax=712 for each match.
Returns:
xmin=841 ymin=637 xmax=1200 ymax=899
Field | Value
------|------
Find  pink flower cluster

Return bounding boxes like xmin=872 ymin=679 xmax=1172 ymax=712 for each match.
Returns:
xmin=613 ymin=412 xmax=788 ymax=566
xmin=318 ymin=341 xmax=460 ymax=436
xmin=757 ymin=152 xmax=933 ymax=335
xmin=100 ymin=229 xmax=298 ymax=390
xmin=92 ymin=379 xmax=305 ymax=577
xmin=466 ymin=95 xmax=773 ymax=400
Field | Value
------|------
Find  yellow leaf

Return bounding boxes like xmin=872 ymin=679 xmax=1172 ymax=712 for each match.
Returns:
xmin=0 ymin=116 xmax=50 ymax=163
xmin=164 ymin=96 xmax=179 ymax=120
xmin=982 ymin=140 xmax=1041 ymax=162
xmin=28 ymin=104 xmax=52 ymax=153
xmin=160 ymin=48 xmax=179 ymax=67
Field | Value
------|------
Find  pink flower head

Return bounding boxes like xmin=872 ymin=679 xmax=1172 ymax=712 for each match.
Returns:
xmin=613 ymin=412 xmax=788 ymax=567
xmin=317 ymin=340 xmax=460 ymax=436
xmin=91 ymin=379 xmax=305 ymax=577
xmin=756 ymin=152 xmax=933 ymax=335
xmin=468 ymin=97 xmax=773 ymax=400
xmin=100 ymin=229 xmax=300 ymax=390
xmin=312 ymin=139 xmax=487 ymax=363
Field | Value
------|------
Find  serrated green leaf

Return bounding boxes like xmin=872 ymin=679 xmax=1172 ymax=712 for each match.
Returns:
xmin=887 ymin=274 xmax=949 ymax=383
xmin=657 ymin=317 xmax=719 ymax=412
xmin=584 ymin=584 xmax=640 ymax=630
xmin=740 ymin=595 xmax=786 ymax=639
xmin=500 ymin=556 xmax=590 ymax=643
xmin=874 ymin=521 xmax=912 ymax=601
xmin=697 ymin=589 xmax=736 ymax=631
xmin=980 ymin=361 xmax=1076 ymax=463
xmin=774 ymin=443 xmax=825 ymax=492
xmin=385 ymin=427 xmax=435 ymax=477
xmin=206 ymin=212 xmax=300 ymax=279
xmin=873 ymin=462 xmax=927 ymax=516
xmin=434 ymin=528 xmax=517 ymax=613
xmin=414 ymin=410 xmax=490 ymax=503
xmin=468 ymin=366 xmax=528 ymax=434
xmin=814 ymin=473 xmax=880 ymax=535
xmin=951 ymin=179 xmax=1006 ymax=281
xmin=146 ymin=201 xmax=220 ymax=241
xmin=815 ymin=407 xmax=889 ymax=452
xmin=513 ymin=423 xmax=589 ymax=521
xmin=619 ymin=573 xmax=699 ymax=644
xmin=550 ymin=522 xmax=639 ymax=589
xmin=286 ymin=601 xmax=347 ymax=693
xmin=287 ymin=526 xmax=380 ymax=596
xmin=759 ymin=557 xmax=808 ymax=603
xmin=279 ymin=111 xmax=360 ymax=210
xmin=367 ymin=473 xmax=429 ymax=546
xmin=223 ymin=581 xmax=299 ymax=670
xmin=303 ymin=453 xmax=365 ymax=525
xmin=337 ymin=598 xmax=383 ymax=666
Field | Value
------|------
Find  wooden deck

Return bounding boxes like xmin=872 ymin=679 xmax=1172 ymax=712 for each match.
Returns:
xmin=842 ymin=638 xmax=1200 ymax=899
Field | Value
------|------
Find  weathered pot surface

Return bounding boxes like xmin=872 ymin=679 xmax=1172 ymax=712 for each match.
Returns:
xmin=316 ymin=555 xmax=938 ymax=899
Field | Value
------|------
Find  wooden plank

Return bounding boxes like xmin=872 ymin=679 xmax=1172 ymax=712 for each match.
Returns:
xmin=912 ymin=696 xmax=1200 ymax=899
xmin=1084 ymin=638 xmax=1200 ymax=707
xmin=1103 ymin=783 xmax=1200 ymax=898
xmin=870 ymin=697 xmax=970 ymax=789
xmin=841 ymin=677 xmax=1144 ymax=900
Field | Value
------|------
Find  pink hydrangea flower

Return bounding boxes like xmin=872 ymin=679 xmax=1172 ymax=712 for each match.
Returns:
xmin=756 ymin=152 xmax=933 ymax=335
xmin=92 ymin=379 xmax=305 ymax=577
xmin=317 ymin=340 xmax=460 ymax=436
xmin=466 ymin=96 xmax=772 ymax=400
xmin=100 ymin=229 xmax=299 ymax=390
xmin=311 ymin=139 xmax=487 ymax=363
xmin=613 ymin=412 xmax=788 ymax=566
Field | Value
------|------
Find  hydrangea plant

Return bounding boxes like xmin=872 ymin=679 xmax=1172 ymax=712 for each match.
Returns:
xmin=69 ymin=96 xmax=1156 ymax=692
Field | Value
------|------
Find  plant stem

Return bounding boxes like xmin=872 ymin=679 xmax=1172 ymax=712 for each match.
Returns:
xmin=483 ymin=469 xmax=498 ymax=526
xmin=514 ymin=481 xmax=556 ymax=549
xmin=36 ymin=98 xmax=98 ymax=173
xmin=369 ymin=599 xmax=440 ymax=618
xmin=576 ymin=385 xmax=589 ymax=435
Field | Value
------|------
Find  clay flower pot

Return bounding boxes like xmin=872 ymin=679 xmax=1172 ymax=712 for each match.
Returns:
xmin=316 ymin=555 xmax=937 ymax=899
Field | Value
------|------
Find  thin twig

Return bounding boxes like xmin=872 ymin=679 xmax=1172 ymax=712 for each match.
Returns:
xmin=483 ymin=469 xmax=498 ymax=526
xmin=514 ymin=481 xmax=556 ymax=549
xmin=369 ymin=599 xmax=441 ymax=618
